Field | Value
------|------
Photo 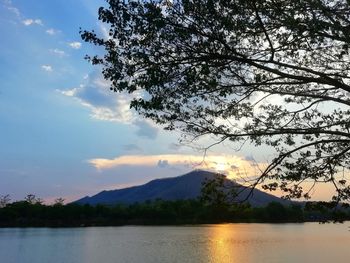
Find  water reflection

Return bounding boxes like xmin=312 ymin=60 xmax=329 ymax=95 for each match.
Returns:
xmin=208 ymin=224 xmax=241 ymax=262
xmin=206 ymin=223 xmax=350 ymax=263
xmin=0 ymin=223 xmax=349 ymax=263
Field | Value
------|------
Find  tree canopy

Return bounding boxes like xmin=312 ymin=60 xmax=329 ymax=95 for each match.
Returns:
xmin=81 ymin=0 xmax=350 ymax=202
xmin=2 ymin=195 xmax=349 ymax=226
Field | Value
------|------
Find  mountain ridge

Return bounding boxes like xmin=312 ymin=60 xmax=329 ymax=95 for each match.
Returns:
xmin=75 ymin=170 xmax=287 ymax=207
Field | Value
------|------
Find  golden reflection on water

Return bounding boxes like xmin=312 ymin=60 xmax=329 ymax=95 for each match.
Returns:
xmin=208 ymin=224 xmax=251 ymax=263
xmin=2 ymin=224 xmax=350 ymax=263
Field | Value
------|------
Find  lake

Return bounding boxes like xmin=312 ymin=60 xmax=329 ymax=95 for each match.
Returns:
xmin=0 ymin=223 xmax=349 ymax=263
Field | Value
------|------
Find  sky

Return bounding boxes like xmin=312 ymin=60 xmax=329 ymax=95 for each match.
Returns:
xmin=0 ymin=0 xmax=335 ymax=203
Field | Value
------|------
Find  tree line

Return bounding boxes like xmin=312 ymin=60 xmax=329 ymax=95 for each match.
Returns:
xmin=0 ymin=194 xmax=348 ymax=227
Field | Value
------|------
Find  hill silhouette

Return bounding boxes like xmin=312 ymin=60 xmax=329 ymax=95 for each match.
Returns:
xmin=75 ymin=170 xmax=286 ymax=207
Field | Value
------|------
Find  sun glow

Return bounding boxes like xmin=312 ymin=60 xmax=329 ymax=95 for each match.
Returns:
xmin=215 ymin=162 xmax=227 ymax=172
xmin=89 ymin=154 xmax=266 ymax=182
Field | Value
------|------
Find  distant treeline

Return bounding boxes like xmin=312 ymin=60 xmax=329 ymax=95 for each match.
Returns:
xmin=0 ymin=195 xmax=349 ymax=227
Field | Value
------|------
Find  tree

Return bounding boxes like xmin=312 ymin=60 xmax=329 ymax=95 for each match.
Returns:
xmin=81 ymin=0 xmax=350 ymax=202
xmin=0 ymin=194 xmax=11 ymax=208
xmin=53 ymin=198 xmax=65 ymax=206
xmin=265 ymin=202 xmax=288 ymax=221
xmin=24 ymin=194 xmax=43 ymax=205
xmin=200 ymin=174 xmax=237 ymax=207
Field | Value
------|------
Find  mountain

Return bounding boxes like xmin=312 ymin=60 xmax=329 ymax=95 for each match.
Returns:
xmin=75 ymin=170 xmax=287 ymax=207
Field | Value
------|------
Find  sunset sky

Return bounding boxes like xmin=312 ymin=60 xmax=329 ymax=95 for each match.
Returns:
xmin=0 ymin=0 xmax=334 ymax=202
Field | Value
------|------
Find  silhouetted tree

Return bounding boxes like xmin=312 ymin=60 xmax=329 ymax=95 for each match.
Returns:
xmin=0 ymin=195 xmax=347 ymax=226
xmin=24 ymin=194 xmax=43 ymax=205
xmin=200 ymin=174 xmax=239 ymax=219
xmin=200 ymin=174 xmax=237 ymax=207
xmin=81 ymin=0 xmax=350 ymax=202
xmin=0 ymin=194 xmax=10 ymax=208
xmin=53 ymin=198 xmax=65 ymax=206
xmin=265 ymin=202 xmax=288 ymax=221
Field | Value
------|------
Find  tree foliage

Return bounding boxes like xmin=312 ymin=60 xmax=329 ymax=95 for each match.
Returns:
xmin=24 ymin=194 xmax=43 ymax=205
xmin=2 ymin=196 xmax=348 ymax=226
xmin=0 ymin=195 xmax=10 ymax=208
xmin=81 ymin=0 xmax=350 ymax=202
xmin=200 ymin=174 xmax=237 ymax=207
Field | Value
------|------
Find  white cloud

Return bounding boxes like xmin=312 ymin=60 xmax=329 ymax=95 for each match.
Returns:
xmin=4 ymin=0 xmax=21 ymax=17
xmin=68 ymin=42 xmax=82 ymax=49
xmin=49 ymin=49 xmax=66 ymax=57
xmin=58 ymin=71 xmax=137 ymax=123
xmin=58 ymin=87 xmax=135 ymax=123
xmin=41 ymin=65 xmax=53 ymax=72
xmin=8 ymin=6 xmax=20 ymax=17
xmin=60 ymin=88 xmax=78 ymax=97
xmin=99 ymin=24 xmax=111 ymax=40
xmin=22 ymin=18 xmax=43 ymax=26
xmin=46 ymin=28 xmax=60 ymax=35
xmin=89 ymin=105 xmax=133 ymax=123
xmin=58 ymin=71 xmax=160 ymax=139
xmin=88 ymin=154 xmax=265 ymax=180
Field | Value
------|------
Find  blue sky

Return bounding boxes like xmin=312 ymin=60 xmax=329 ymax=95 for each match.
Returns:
xmin=0 ymin=0 xmax=334 ymax=203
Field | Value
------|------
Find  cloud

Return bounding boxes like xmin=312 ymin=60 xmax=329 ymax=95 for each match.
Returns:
xmin=49 ymin=49 xmax=66 ymax=57
xmin=22 ymin=18 xmax=43 ymax=26
xmin=168 ymin=143 xmax=183 ymax=151
xmin=88 ymin=154 xmax=265 ymax=180
xmin=244 ymin=155 xmax=255 ymax=161
xmin=41 ymin=65 xmax=53 ymax=72
xmin=230 ymin=164 xmax=239 ymax=169
xmin=8 ymin=6 xmax=20 ymax=17
xmin=59 ymin=71 xmax=139 ymax=122
xmin=59 ymin=71 xmax=161 ymax=139
xmin=3 ymin=0 xmax=20 ymax=17
xmin=243 ymin=155 xmax=260 ymax=168
xmin=46 ymin=28 xmax=60 ymax=35
xmin=89 ymin=154 xmax=201 ymax=170
xmin=134 ymin=120 xmax=158 ymax=139
xmin=68 ymin=42 xmax=82 ymax=49
xmin=60 ymin=88 xmax=76 ymax=97
xmin=122 ymin=144 xmax=142 ymax=153
xmin=157 ymin=160 xmax=170 ymax=168
xmin=59 ymin=84 xmax=134 ymax=123
xmin=99 ymin=24 xmax=111 ymax=40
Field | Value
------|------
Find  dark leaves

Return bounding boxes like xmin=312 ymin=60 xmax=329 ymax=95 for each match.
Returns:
xmin=81 ymin=0 xmax=350 ymax=201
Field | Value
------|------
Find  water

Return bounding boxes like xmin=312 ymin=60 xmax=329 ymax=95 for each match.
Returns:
xmin=0 ymin=223 xmax=349 ymax=263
